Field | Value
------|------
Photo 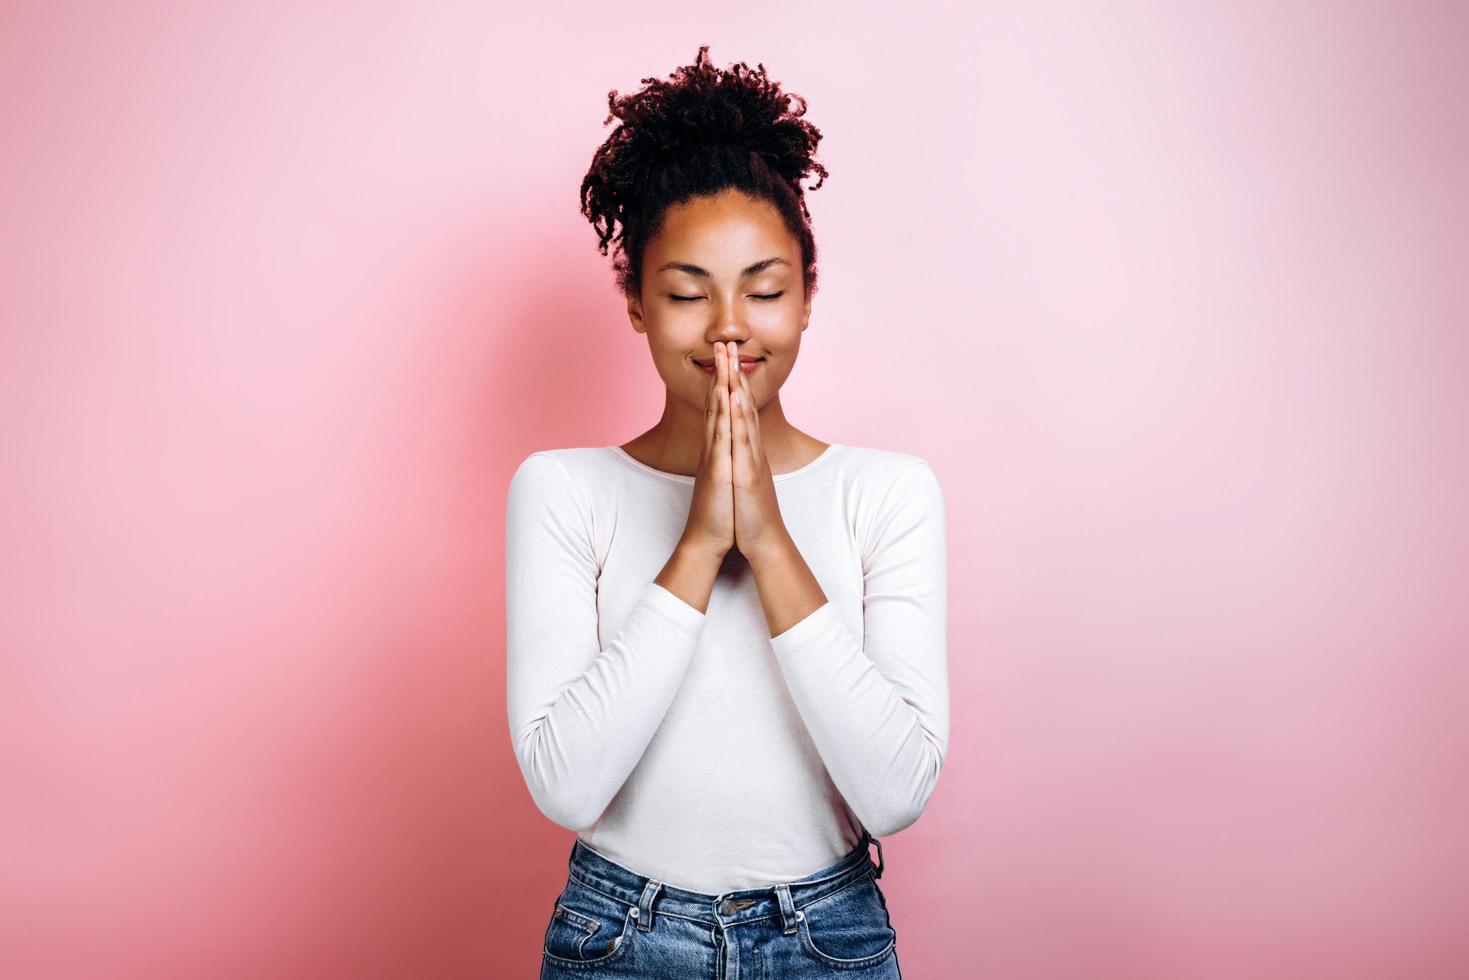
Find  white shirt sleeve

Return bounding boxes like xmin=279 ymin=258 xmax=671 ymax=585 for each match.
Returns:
xmin=505 ymin=452 xmax=708 ymax=831
xmin=767 ymin=459 xmax=949 ymax=837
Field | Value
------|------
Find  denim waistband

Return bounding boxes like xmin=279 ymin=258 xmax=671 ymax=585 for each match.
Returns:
xmin=565 ymin=832 xmax=884 ymax=932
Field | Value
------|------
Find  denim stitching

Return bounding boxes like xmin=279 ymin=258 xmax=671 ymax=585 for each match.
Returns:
xmin=796 ymin=870 xmax=896 ymax=968
xmin=565 ymin=864 xmax=877 ymax=931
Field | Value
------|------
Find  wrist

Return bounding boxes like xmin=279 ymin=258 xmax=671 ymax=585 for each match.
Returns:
xmin=741 ymin=527 xmax=795 ymax=568
xmin=677 ymin=534 xmax=730 ymax=565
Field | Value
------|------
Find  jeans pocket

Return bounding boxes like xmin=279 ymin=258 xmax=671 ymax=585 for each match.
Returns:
xmin=542 ymin=877 xmax=636 ymax=969
xmin=796 ymin=871 xmax=898 ymax=970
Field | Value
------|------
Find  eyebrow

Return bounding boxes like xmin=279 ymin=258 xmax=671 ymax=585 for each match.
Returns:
xmin=656 ymin=257 xmax=791 ymax=279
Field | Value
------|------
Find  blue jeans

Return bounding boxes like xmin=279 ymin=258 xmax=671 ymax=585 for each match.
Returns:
xmin=539 ymin=831 xmax=901 ymax=978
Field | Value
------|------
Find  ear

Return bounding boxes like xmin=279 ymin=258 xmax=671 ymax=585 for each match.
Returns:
xmin=801 ymin=290 xmax=812 ymax=332
xmin=627 ymin=291 xmax=646 ymax=335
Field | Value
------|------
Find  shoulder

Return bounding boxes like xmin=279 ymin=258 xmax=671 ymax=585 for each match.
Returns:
xmin=832 ymin=444 xmax=942 ymax=496
xmin=507 ymin=447 xmax=616 ymax=516
xmin=826 ymin=444 xmax=944 ymax=539
xmin=510 ymin=446 xmax=613 ymax=485
xmin=841 ymin=445 xmax=944 ymax=535
xmin=833 ymin=446 xmax=945 ymax=563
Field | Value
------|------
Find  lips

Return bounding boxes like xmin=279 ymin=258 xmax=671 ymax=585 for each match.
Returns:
xmin=694 ymin=357 xmax=763 ymax=367
xmin=695 ymin=356 xmax=763 ymax=376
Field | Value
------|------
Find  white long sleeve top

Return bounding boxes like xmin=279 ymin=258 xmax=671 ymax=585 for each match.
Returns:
xmin=505 ymin=442 xmax=949 ymax=894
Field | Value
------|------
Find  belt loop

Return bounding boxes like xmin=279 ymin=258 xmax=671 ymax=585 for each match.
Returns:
xmin=635 ymin=878 xmax=662 ymax=932
xmin=870 ymin=836 xmax=884 ymax=879
xmin=774 ymin=882 xmax=798 ymax=935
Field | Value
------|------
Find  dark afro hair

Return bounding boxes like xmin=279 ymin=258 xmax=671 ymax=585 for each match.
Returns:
xmin=579 ymin=45 xmax=829 ymax=300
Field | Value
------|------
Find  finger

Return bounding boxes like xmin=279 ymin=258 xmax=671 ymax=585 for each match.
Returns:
xmin=715 ymin=344 xmax=731 ymax=452
xmin=737 ymin=360 xmax=761 ymax=459
xmin=729 ymin=340 xmax=739 ymax=403
xmin=729 ymin=339 xmax=745 ymax=440
xmin=731 ymin=367 xmax=748 ymax=457
xmin=719 ymin=380 xmax=732 ymax=464
xmin=730 ymin=341 xmax=749 ymax=454
xmin=713 ymin=346 xmax=729 ymax=450
xmin=704 ymin=342 xmax=721 ymax=452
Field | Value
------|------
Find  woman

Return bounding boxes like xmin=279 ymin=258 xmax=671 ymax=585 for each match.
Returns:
xmin=506 ymin=46 xmax=948 ymax=979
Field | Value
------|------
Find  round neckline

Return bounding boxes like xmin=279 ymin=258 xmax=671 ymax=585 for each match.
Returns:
xmin=607 ymin=443 xmax=841 ymax=484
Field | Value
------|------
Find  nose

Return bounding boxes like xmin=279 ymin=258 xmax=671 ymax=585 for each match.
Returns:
xmin=702 ymin=293 xmax=751 ymax=347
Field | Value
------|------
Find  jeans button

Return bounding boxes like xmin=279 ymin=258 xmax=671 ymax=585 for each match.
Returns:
xmin=720 ymin=899 xmax=736 ymax=916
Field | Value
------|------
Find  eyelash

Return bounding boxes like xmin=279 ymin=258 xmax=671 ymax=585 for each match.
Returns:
xmin=670 ymin=292 xmax=784 ymax=302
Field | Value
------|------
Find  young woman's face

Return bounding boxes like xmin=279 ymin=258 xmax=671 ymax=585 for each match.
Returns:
xmin=627 ymin=188 xmax=811 ymax=411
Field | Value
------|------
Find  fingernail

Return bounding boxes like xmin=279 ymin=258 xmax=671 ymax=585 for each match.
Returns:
xmin=733 ymin=390 xmax=742 ymax=407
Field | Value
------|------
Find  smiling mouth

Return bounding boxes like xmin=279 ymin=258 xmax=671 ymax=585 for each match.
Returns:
xmin=694 ymin=357 xmax=764 ymax=367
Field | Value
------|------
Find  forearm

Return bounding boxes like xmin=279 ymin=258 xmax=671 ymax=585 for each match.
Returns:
xmin=745 ymin=529 xmax=829 ymax=639
xmin=747 ymin=526 xmax=946 ymax=837
xmin=656 ymin=536 xmax=728 ymax=615
xmin=511 ymin=579 xmax=707 ymax=830
xmin=764 ymin=606 xmax=944 ymax=837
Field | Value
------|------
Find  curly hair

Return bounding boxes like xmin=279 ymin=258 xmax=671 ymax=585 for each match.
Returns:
xmin=579 ymin=45 xmax=830 ymax=300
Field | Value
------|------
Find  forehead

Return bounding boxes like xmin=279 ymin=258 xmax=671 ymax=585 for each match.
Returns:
xmin=648 ymin=191 xmax=794 ymax=269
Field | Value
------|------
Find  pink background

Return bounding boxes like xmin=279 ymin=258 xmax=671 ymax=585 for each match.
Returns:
xmin=4 ymin=3 xmax=1466 ymax=978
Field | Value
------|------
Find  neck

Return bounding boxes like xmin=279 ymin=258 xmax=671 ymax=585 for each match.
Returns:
xmin=631 ymin=391 xmax=806 ymax=475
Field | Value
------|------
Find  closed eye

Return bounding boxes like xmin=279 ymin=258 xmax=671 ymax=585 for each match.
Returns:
xmin=669 ymin=292 xmax=785 ymax=302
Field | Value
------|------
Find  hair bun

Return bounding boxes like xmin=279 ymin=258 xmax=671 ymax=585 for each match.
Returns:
xmin=580 ymin=45 xmax=829 ymax=298
xmin=603 ymin=45 xmax=826 ymax=196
